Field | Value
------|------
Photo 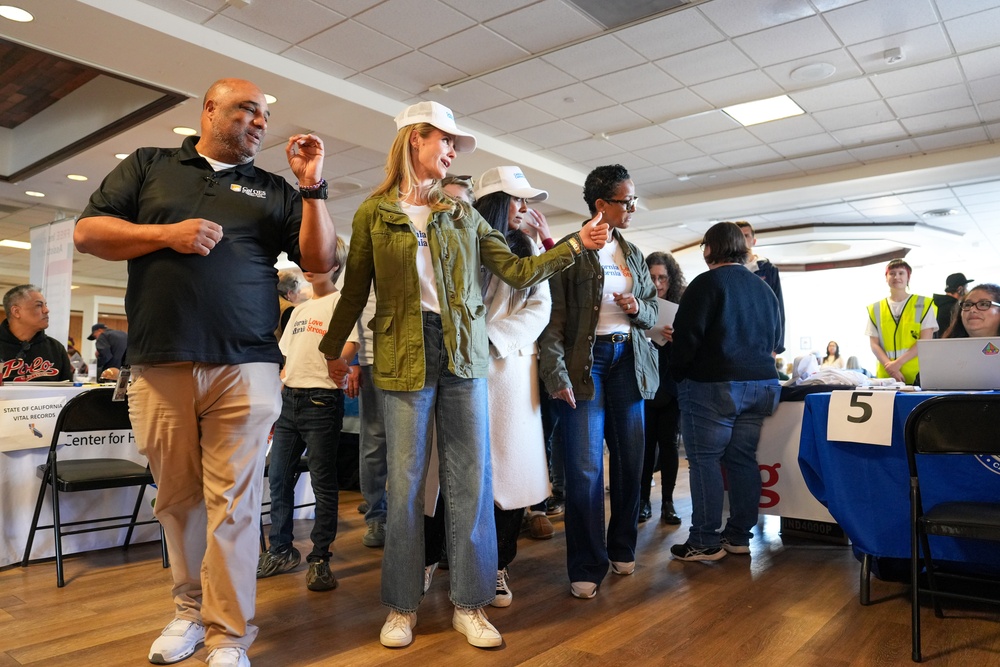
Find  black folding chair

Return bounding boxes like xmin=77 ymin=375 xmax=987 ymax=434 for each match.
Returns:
xmin=904 ymin=394 xmax=1000 ymax=662
xmin=21 ymin=387 xmax=167 ymax=586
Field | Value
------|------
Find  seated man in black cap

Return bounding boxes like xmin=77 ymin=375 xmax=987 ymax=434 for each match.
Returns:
xmin=933 ymin=272 xmax=974 ymax=336
xmin=0 ymin=285 xmax=74 ymax=382
xmin=88 ymin=322 xmax=128 ymax=378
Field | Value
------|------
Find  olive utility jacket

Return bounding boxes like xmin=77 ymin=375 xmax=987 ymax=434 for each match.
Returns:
xmin=318 ymin=193 xmax=584 ymax=392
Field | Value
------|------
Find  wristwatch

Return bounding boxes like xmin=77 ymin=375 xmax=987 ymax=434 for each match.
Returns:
xmin=299 ymin=178 xmax=328 ymax=200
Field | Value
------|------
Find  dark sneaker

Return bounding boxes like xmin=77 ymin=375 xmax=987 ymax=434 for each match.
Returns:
xmin=362 ymin=521 xmax=385 ymax=548
xmin=256 ymin=546 xmax=301 ymax=578
xmin=491 ymin=568 xmax=512 ymax=608
xmin=526 ymin=512 xmax=554 ymax=540
xmin=638 ymin=500 xmax=652 ymax=523
xmin=720 ymin=537 xmax=751 ymax=554
xmin=306 ymin=560 xmax=338 ymax=591
xmin=357 ymin=501 xmax=369 ymax=514
xmin=544 ymin=496 xmax=565 ymax=517
xmin=670 ymin=542 xmax=726 ymax=562
xmin=661 ymin=501 xmax=682 ymax=525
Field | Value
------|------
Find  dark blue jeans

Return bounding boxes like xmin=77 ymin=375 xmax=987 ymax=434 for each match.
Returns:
xmin=267 ymin=386 xmax=344 ymax=562
xmin=555 ymin=340 xmax=644 ymax=585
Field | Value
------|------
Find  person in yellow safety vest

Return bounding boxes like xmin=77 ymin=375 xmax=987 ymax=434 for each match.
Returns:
xmin=865 ymin=258 xmax=938 ymax=384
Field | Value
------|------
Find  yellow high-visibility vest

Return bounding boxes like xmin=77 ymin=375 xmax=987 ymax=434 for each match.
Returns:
xmin=867 ymin=295 xmax=935 ymax=384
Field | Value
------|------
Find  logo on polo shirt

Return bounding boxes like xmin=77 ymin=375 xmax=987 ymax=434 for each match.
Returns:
xmin=230 ymin=184 xmax=267 ymax=199
xmin=977 ymin=454 xmax=1000 ymax=475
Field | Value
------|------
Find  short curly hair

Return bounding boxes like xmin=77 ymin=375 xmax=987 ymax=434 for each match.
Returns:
xmin=583 ymin=164 xmax=630 ymax=214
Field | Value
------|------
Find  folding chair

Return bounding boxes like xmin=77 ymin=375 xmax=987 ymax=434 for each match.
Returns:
xmin=21 ymin=387 xmax=167 ymax=587
xmin=904 ymin=394 xmax=1000 ymax=662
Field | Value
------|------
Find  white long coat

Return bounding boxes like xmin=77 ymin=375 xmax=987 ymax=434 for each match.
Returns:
xmin=484 ymin=238 xmax=552 ymax=510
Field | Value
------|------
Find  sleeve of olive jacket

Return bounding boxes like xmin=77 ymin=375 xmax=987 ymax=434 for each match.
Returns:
xmin=537 ymin=246 xmax=572 ymax=396
xmin=628 ymin=247 xmax=659 ymax=331
xmin=319 ymin=202 xmax=374 ymax=359
xmin=478 ymin=217 xmax=579 ymax=289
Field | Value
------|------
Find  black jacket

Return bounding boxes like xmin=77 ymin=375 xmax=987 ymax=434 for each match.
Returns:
xmin=0 ymin=320 xmax=74 ymax=382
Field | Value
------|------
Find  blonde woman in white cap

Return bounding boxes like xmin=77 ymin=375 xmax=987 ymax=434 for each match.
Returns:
xmin=471 ymin=166 xmax=554 ymax=609
xmin=319 ymin=102 xmax=609 ymax=650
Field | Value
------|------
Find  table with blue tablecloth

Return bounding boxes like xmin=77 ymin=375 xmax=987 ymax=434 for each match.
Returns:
xmin=798 ymin=391 xmax=1000 ymax=570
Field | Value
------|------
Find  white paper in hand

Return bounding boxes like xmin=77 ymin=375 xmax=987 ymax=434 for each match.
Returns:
xmin=649 ymin=298 xmax=679 ymax=346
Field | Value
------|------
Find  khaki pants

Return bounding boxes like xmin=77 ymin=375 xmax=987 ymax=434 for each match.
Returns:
xmin=128 ymin=362 xmax=281 ymax=651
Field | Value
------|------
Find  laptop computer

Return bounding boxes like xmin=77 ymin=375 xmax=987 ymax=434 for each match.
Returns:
xmin=917 ymin=337 xmax=1000 ymax=390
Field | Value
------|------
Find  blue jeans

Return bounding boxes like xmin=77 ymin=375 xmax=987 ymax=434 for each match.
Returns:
xmin=677 ymin=379 xmax=781 ymax=548
xmin=268 ymin=386 xmax=344 ymax=562
xmin=358 ymin=365 xmax=388 ymax=524
xmin=381 ymin=312 xmax=496 ymax=612
xmin=555 ymin=340 xmax=644 ymax=585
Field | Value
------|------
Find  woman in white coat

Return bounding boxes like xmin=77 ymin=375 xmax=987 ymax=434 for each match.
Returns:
xmin=474 ymin=166 xmax=552 ymax=609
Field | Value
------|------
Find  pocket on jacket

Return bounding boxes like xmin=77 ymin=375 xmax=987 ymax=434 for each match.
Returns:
xmin=371 ymin=312 xmax=396 ymax=376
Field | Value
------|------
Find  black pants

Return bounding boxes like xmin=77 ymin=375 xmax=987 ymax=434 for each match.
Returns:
xmin=641 ymin=397 xmax=680 ymax=506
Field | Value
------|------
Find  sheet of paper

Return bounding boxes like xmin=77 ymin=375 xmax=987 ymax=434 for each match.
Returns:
xmin=648 ymin=298 xmax=679 ymax=346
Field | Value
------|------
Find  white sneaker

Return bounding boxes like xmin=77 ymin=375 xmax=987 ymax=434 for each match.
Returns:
xmin=570 ymin=581 xmax=598 ymax=599
xmin=423 ymin=563 xmax=438 ymax=593
xmin=610 ymin=560 xmax=635 ymax=575
xmin=490 ymin=568 xmax=512 ymax=608
xmin=206 ymin=647 xmax=250 ymax=667
xmin=148 ymin=619 xmax=205 ymax=664
xmin=380 ymin=610 xmax=416 ymax=648
xmin=452 ymin=606 xmax=502 ymax=648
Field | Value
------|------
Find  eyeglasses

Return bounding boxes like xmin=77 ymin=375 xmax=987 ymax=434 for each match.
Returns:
xmin=604 ymin=197 xmax=638 ymax=212
xmin=960 ymin=299 xmax=1000 ymax=311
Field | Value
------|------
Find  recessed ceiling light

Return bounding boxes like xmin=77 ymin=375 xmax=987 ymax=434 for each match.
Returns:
xmin=0 ymin=5 xmax=33 ymax=22
xmin=723 ymin=95 xmax=805 ymax=127
xmin=0 ymin=239 xmax=31 ymax=250
xmin=115 ymin=153 xmax=130 ymax=160
xmin=67 ymin=174 xmax=88 ymax=181
xmin=265 ymin=94 xmax=277 ymax=104
xmin=789 ymin=62 xmax=836 ymax=82
xmin=173 ymin=126 xmax=197 ymax=136
xmin=922 ymin=208 xmax=958 ymax=218
xmin=25 ymin=190 xmax=45 ymax=197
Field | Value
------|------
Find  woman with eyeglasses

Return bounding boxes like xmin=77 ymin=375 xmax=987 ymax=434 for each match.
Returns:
xmin=865 ymin=258 xmax=938 ymax=384
xmin=943 ymin=284 xmax=1000 ymax=338
xmin=318 ymin=101 xmax=608 ymax=649
xmin=539 ymin=164 xmax=659 ymax=599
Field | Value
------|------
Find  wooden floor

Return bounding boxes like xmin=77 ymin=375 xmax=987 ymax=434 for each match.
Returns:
xmin=3 ymin=467 xmax=998 ymax=667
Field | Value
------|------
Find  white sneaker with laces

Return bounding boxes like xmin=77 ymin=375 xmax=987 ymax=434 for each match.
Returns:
xmin=452 ymin=606 xmax=502 ymax=648
xmin=380 ymin=610 xmax=417 ymax=648
xmin=570 ymin=581 xmax=598 ymax=599
xmin=206 ymin=647 xmax=250 ymax=667
xmin=490 ymin=568 xmax=512 ymax=608
xmin=610 ymin=560 xmax=635 ymax=575
xmin=148 ymin=619 xmax=205 ymax=664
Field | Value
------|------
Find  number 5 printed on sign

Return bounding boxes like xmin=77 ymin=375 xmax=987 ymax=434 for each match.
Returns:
xmin=827 ymin=390 xmax=896 ymax=446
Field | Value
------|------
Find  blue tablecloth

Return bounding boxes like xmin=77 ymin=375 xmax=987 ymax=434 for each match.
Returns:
xmin=798 ymin=391 xmax=1000 ymax=565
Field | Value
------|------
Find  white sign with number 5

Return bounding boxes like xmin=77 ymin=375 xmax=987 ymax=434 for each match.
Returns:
xmin=827 ymin=390 xmax=896 ymax=446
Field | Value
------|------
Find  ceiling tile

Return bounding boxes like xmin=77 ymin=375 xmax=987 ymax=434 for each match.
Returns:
xmin=769 ymin=132 xmax=843 ymax=158
xmin=470 ymin=99 xmax=557 ymax=133
xmin=563 ymin=105 xmax=648 ymax=134
xmin=791 ymin=78 xmax=882 ymax=112
xmin=789 ymin=151 xmax=860 ymax=172
xmin=424 ymin=80 xmax=515 ymax=116
xmin=549 ymin=137 xmax=624 ymax=162
xmin=945 ymin=5 xmax=1000 ymax=52
xmin=542 ymin=35 xmax=646 ymax=80
xmin=632 ymin=141 xmax=705 ymax=166
xmin=698 ymin=0 xmax=816 ymax=37
xmin=608 ymin=125 xmax=678 ymax=152
xmin=830 ymin=119 xmax=907 ymax=145
xmin=438 ymin=0 xmax=537 ymax=21
xmin=969 ymin=74 xmax=1000 ymax=104
xmin=654 ymin=41 xmax=757 ymax=86
xmin=734 ymin=160 xmax=803 ymax=180
xmin=762 ymin=49 xmax=863 ymax=91
xmin=364 ymin=51 xmax=465 ymax=96
xmin=899 ymin=106 xmax=982 ymax=135
xmin=886 ymin=84 xmax=973 ymax=118
xmin=515 ymin=120 xmax=591 ymax=148
xmin=354 ymin=0 xmax=474 ymax=48
xmin=138 ymin=0 xmax=215 ymax=22
xmin=659 ymin=110 xmax=742 ymax=139
xmin=525 ymin=82 xmax=616 ymax=118
xmin=586 ymin=63 xmax=682 ymax=103
xmin=847 ymin=139 xmax=922 ymax=163
xmin=486 ymin=0 xmax=601 ymax=52
xmin=748 ymin=114 xmax=826 ymax=143
xmin=282 ymin=46 xmax=354 ymax=79
xmin=912 ymin=126 xmax=990 ymax=152
xmin=959 ymin=45 xmax=1000 ymax=80
xmin=616 ymin=9 xmax=724 ymax=60
xmin=311 ymin=0 xmax=384 ymax=16
xmin=813 ymin=100 xmax=896 ymax=131
xmin=687 ymin=128 xmax=762 ymax=153
xmin=936 ymin=0 xmax=1000 ymax=20
xmin=629 ymin=164 xmax=674 ymax=183
xmin=344 ymin=73 xmax=410 ymax=101
xmin=663 ymin=155 xmax=726 ymax=177
xmin=420 ymin=26 xmax=528 ymax=77
xmin=715 ymin=144 xmax=785 ymax=168
xmin=479 ymin=59 xmax=577 ymax=98
xmin=846 ymin=24 xmax=953 ymax=75
xmin=869 ymin=59 xmax=964 ymax=98
xmin=299 ymin=20 xmax=410 ymax=71
xmin=825 ymin=0 xmax=939 ymax=45
xmin=733 ymin=16 xmax=843 ymax=68
xmin=690 ymin=70 xmax=785 ymax=108
xmin=624 ymin=89 xmax=714 ymax=124
xmin=204 ymin=14 xmax=290 ymax=53
xmin=223 ymin=0 xmax=344 ymax=43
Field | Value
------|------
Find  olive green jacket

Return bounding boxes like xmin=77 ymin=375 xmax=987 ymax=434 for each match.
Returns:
xmin=318 ymin=193 xmax=583 ymax=392
xmin=538 ymin=229 xmax=659 ymax=401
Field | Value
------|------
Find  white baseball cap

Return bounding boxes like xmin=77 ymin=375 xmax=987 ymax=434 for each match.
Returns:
xmin=394 ymin=101 xmax=477 ymax=153
xmin=474 ymin=166 xmax=548 ymax=202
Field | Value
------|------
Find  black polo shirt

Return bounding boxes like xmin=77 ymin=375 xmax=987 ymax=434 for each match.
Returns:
xmin=80 ymin=136 xmax=303 ymax=365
